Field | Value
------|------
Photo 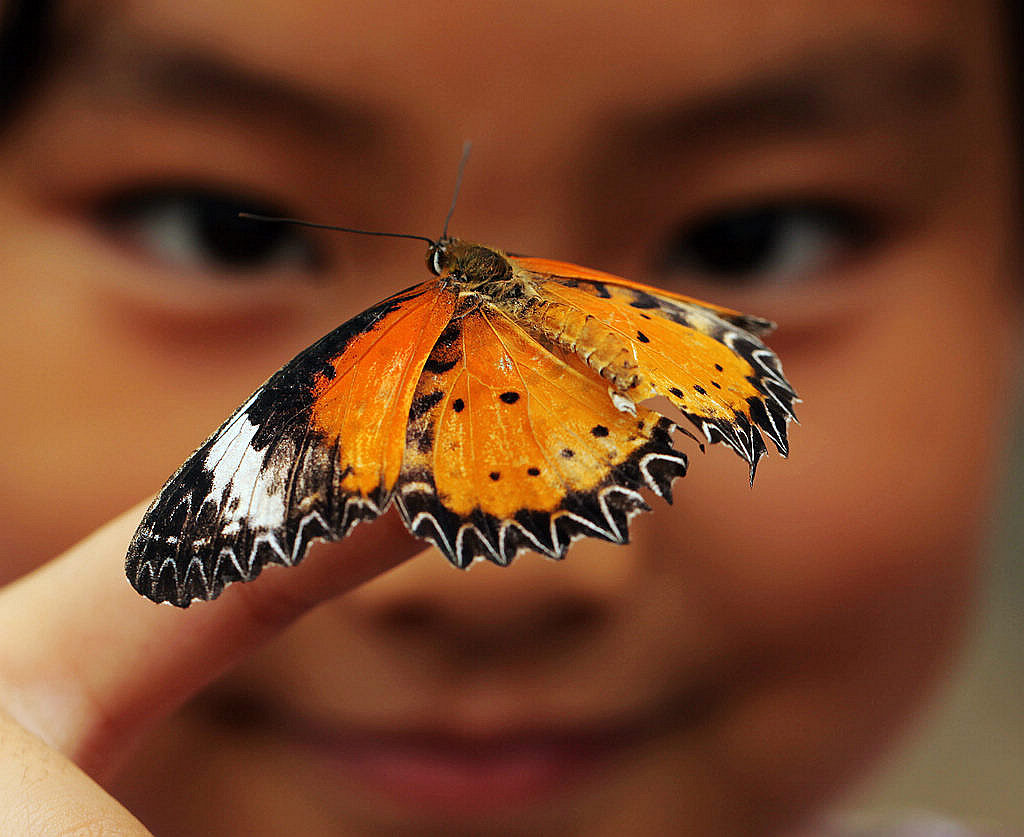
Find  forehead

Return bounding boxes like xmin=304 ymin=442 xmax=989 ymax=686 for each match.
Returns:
xmin=106 ymin=0 xmax=968 ymax=125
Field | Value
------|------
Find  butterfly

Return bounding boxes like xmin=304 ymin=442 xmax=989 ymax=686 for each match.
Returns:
xmin=126 ymin=236 xmax=797 ymax=606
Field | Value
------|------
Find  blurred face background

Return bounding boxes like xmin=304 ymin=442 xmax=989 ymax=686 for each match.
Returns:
xmin=0 ymin=1 xmax=1020 ymax=835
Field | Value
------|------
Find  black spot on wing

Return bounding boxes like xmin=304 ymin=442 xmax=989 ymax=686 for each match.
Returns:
xmin=499 ymin=391 xmax=521 ymax=404
xmin=627 ymin=291 xmax=660 ymax=309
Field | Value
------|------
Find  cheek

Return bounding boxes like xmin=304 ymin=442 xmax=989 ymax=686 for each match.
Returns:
xmin=678 ymin=287 xmax=1013 ymax=638
xmin=640 ymin=258 xmax=1019 ymax=818
xmin=0 ymin=211 xmax=343 ymax=579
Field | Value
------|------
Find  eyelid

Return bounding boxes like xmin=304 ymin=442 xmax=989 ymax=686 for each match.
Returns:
xmin=92 ymin=182 xmax=329 ymax=274
xmin=655 ymin=198 xmax=877 ymax=276
xmin=640 ymin=197 xmax=888 ymax=333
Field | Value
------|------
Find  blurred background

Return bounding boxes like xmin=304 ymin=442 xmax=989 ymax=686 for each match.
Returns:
xmin=852 ymin=387 xmax=1024 ymax=831
xmin=1 ymin=1 xmax=1020 ymax=833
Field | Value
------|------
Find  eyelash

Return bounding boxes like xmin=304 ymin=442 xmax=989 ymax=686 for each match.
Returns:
xmin=652 ymin=199 xmax=877 ymax=288
xmin=93 ymin=184 xmax=327 ymax=276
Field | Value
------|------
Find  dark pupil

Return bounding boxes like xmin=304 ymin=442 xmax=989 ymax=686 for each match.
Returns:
xmin=192 ymin=194 xmax=288 ymax=266
xmin=681 ymin=206 xmax=792 ymax=275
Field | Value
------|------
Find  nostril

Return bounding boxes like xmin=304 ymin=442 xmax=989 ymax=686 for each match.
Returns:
xmin=378 ymin=600 xmax=436 ymax=633
xmin=543 ymin=598 xmax=603 ymax=637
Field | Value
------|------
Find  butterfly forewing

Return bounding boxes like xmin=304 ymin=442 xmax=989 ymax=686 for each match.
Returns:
xmin=516 ymin=258 xmax=797 ymax=476
xmin=512 ymin=256 xmax=776 ymax=335
xmin=126 ymin=282 xmax=455 ymax=606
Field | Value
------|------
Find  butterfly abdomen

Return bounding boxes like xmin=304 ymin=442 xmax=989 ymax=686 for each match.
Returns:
xmin=524 ymin=300 xmax=645 ymax=395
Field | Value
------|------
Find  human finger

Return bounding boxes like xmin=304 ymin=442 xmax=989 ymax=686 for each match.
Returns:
xmin=0 ymin=706 xmax=153 ymax=836
xmin=0 ymin=499 xmax=421 ymax=780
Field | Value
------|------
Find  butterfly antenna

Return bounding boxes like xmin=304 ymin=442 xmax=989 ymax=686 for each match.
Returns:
xmin=237 ymin=214 xmax=436 ymax=247
xmin=441 ymin=140 xmax=472 ymax=241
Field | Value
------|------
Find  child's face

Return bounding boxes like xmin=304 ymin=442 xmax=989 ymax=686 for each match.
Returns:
xmin=0 ymin=0 xmax=1018 ymax=834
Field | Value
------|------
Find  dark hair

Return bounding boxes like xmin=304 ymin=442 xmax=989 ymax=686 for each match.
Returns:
xmin=0 ymin=0 xmax=55 ymax=126
xmin=1006 ymin=0 xmax=1023 ymax=161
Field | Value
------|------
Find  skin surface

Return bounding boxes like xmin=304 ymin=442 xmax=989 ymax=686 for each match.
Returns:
xmin=0 ymin=0 xmax=1019 ymax=834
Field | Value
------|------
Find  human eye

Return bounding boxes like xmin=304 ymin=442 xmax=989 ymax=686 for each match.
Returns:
xmin=651 ymin=199 xmax=877 ymax=289
xmin=94 ymin=184 xmax=326 ymax=278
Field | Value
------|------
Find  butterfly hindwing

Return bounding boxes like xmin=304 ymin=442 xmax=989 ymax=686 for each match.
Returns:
xmin=126 ymin=281 xmax=456 ymax=606
xmin=514 ymin=257 xmax=797 ymax=477
xmin=394 ymin=303 xmax=688 ymax=568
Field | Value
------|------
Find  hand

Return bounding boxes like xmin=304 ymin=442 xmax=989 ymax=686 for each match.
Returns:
xmin=0 ymin=500 xmax=421 ymax=834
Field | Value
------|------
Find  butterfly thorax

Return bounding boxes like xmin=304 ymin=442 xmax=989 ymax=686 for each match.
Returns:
xmin=428 ymin=239 xmax=646 ymax=395
xmin=429 ymin=239 xmax=540 ymax=305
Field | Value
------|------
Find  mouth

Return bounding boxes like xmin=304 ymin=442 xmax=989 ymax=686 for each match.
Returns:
xmin=283 ymin=720 xmax=634 ymax=816
xmin=196 ymin=683 xmax=718 ymax=820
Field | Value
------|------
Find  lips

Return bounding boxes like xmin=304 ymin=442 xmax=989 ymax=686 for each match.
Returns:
xmin=287 ymin=723 xmax=629 ymax=815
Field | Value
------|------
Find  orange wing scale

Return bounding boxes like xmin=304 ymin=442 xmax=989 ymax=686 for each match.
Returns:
xmin=396 ymin=307 xmax=686 ymax=566
xmin=308 ymin=280 xmax=456 ymax=501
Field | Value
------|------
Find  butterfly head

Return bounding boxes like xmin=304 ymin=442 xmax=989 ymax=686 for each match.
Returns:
xmin=427 ymin=237 xmax=455 ymax=276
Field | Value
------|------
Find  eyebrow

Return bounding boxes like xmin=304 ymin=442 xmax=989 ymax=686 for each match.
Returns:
xmin=613 ymin=41 xmax=964 ymax=152
xmin=58 ymin=21 xmax=383 ymax=149
xmin=59 ymin=21 xmax=961 ymax=157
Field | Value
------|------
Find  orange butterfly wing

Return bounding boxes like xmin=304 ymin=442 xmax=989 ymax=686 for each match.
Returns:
xmin=512 ymin=257 xmax=797 ymax=476
xmin=126 ymin=282 xmax=456 ymax=605
xmin=395 ymin=305 xmax=686 ymax=567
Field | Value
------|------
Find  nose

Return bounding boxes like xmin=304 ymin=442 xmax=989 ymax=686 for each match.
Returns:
xmin=344 ymin=536 xmax=636 ymax=662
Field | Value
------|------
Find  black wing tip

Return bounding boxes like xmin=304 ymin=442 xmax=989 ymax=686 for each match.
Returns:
xmin=127 ymin=539 xmax=295 ymax=607
xmin=126 ymin=555 xmax=200 ymax=607
xmin=126 ymin=545 xmax=228 ymax=607
xmin=127 ymin=540 xmax=301 ymax=608
xmin=732 ymin=313 xmax=776 ymax=336
xmin=125 ymin=497 xmax=386 ymax=606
